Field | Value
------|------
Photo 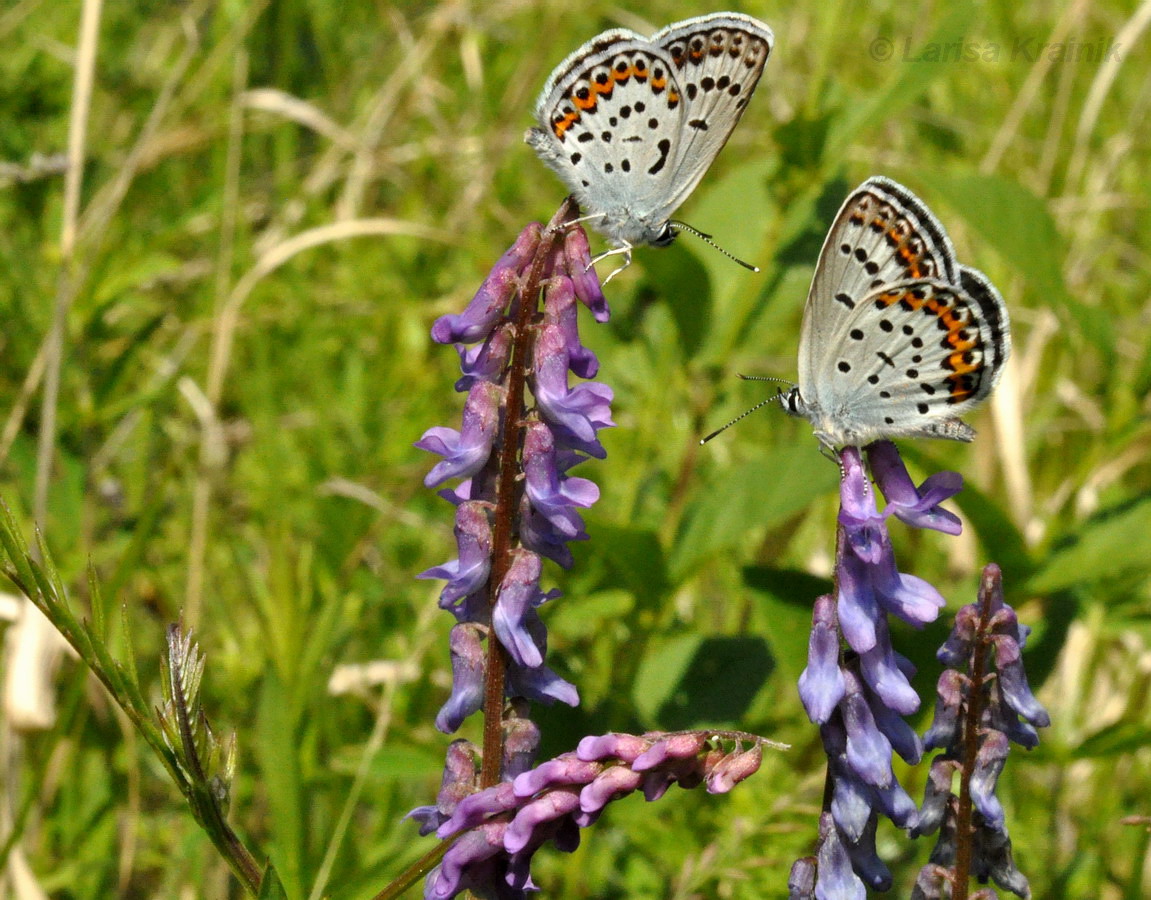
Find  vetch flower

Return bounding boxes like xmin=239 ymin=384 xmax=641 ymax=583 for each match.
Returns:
xmin=911 ymin=564 xmax=1049 ymax=899
xmin=417 ymin=730 xmax=776 ymax=900
xmin=431 ymin=223 xmax=542 ymax=344
xmin=793 ymin=441 xmax=964 ymax=896
xmin=416 ymin=382 xmax=504 ymax=488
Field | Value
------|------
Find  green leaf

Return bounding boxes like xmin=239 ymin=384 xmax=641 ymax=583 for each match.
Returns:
xmin=1074 ymin=720 xmax=1151 ymax=758
xmin=743 ymin=567 xmax=832 ymax=682
xmin=673 ymin=440 xmax=838 ymax=579
xmin=638 ymin=243 xmax=712 ymax=359
xmin=587 ymin=524 xmax=670 ymax=599
xmin=1026 ymin=496 xmax=1151 ymax=593
xmin=257 ymin=861 xmax=289 ymax=900
xmin=632 ymin=634 xmax=773 ymax=729
xmin=930 ymin=172 xmax=1112 ymax=357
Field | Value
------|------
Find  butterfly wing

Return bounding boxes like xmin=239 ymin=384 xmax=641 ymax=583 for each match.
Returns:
xmin=648 ymin=14 xmax=774 ymax=220
xmin=798 ymin=271 xmax=1011 ymax=445
xmin=526 ymin=31 xmax=690 ymax=245
xmin=798 ymin=177 xmax=960 ymax=404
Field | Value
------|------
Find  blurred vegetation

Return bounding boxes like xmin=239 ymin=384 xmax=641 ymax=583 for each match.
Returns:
xmin=1 ymin=0 xmax=1149 ymax=897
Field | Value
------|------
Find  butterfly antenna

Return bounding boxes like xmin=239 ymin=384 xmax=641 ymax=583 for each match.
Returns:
xmin=700 ymin=374 xmax=797 ymax=444
xmin=669 ymin=221 xmax=759 ymax=272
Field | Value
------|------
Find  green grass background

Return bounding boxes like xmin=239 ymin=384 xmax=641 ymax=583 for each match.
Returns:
xmin=1 ymin=0 xmax=1149 ymax=897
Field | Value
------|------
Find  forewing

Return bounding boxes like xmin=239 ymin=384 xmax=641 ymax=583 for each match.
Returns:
xmin=527 ymin=32 xmax=687 ymax=213
xmin=798 ymin=177 xmax=960 ymax=399
xmin=648 ymin=14 xmax=773 ymax=218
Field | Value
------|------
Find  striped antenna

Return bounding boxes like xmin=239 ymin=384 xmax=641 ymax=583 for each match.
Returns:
xmin=700 ymin=375 xmax=796 ymax=444
xmin=669 ymin=221 xmax=759 ymax=272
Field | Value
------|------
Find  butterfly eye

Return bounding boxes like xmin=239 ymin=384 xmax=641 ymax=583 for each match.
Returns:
xmin=651 ymin=224 xmax=677 ymax=247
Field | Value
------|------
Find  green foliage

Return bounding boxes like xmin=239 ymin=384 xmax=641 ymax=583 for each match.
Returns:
xmin=1 ymin=1 xmax=1149 ymax=898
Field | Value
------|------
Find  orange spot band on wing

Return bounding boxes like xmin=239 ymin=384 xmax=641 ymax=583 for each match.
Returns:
xmin=552 ymin=110 xmax=581 ymax=139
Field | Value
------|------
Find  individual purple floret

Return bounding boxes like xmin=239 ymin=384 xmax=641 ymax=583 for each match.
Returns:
xmin=911 ymin=564 xmax=1049 ymax=900
xmin=794 ymin=441 xmax=965 ymax=897
xmin=419 ymin=731 xmax=771 ymax=900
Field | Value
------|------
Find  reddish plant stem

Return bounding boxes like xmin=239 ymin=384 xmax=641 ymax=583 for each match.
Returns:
xmin=479 ymin=199 xmax=578 ymax=789
xmin=952 ymin=576 xmax=994 ymax=899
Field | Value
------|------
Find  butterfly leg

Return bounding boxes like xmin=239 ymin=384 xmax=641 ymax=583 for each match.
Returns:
xmin=590 ymin=243 xmax=633 ymax=285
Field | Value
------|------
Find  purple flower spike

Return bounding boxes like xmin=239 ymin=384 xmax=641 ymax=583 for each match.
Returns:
xmin=561 ymin=227 xmax=610 ymax=323
xmin=417 ymin=381 xmax=504 ymax=487
xmin=431 ymin=223 xmax=542 ymax=344
xmin=799 ymin=595 xmax=847 ymax=724
xmin=914 ymin=563 xmax=1048 ymax=896
xmin=868 ymin=441 xmax=963 ymax=535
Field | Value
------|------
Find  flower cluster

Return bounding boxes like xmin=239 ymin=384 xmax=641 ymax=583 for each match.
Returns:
xmin=792 ymin=441 xmax=963 ymax=896
xmin=911 ymin=563 xmax=1050 ymax=900
xmin=411 ymin=731 xmax=767 ymax=900
xmin=416 ymin=214 xmax=613 ymax=734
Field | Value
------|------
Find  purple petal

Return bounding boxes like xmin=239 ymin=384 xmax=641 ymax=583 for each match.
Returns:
xmin=858 ymin=625 xmax=921 ymax=716
xmin=578 ymin=765 xmax=643 ymax=818
xmin=705 ymin=744 xmax=763 ymax=793
xmin=503 ymin=788 xmax=581 ymax=853
xmin=923 ymin=670 xmax=966 ymax=751
xmin=424 ymin=825 xmax=508 ymax=900
xmin=503 ymin=717 xmax=541 ymax=781
xmin=633 ymin=733 xmax=708 ymax=770
xmin=841 ymin=678 xmax=895 ymax=788
xmin=492 ymin=551 xmax=546 ymax=668
xmin=417 ymin=382 xmax=504 ymax=487
xmin=435 ymin=624 xmax=487 ymax=733
xmin=837 ymin=550 xmax=879 ymax=653
xmin=454 ymin=323 xmax=513 ymax=391
xmin=970 ymin=730 xmax=1008 ymax=829
xmin=815 ymin=812 xmax=866 ymax=900
xmin=830 ymin=766 xmax=873 ymax=842
xmin=911 ymin=756 xmax=958 ymax=837
xmin=562 ymin=226 xmax=609 ymax=323
xmin=419 ymin=502 xmax=493 ymax=609
xmin=543 ymin=275 xmax=599 ymax=378
xmin=788 ymin=856 xmax=817 ymax=898
xmin=436 ymin=783 xmax=518 ymax=838
xmin=507 ymin=658 xmax=579 ymax=708
xmin=531 ymin=324 xmax=613 ymax=457
xmin=513 ymin=756 xmax=600 ymax=798
xmin=431 ymin=224 xmax=541 ymax=344
xmin=576 ymin=733 xmax=651 ymax=763
xmin=992 ymin=634 xmax=1051 ymax=727
xmin=798 ymin=596 xmax=847 ymax=723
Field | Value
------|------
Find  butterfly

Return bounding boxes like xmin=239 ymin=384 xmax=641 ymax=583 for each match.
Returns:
xmin=525 ymin=13 xmax=773 ymax=272
xmin=780 ymin=176 xmax=1012 ymax=450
